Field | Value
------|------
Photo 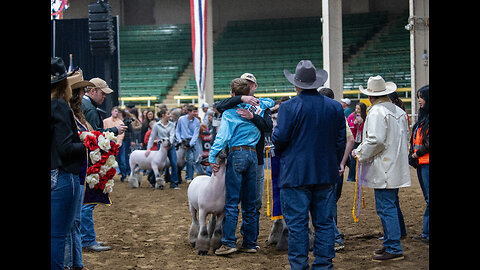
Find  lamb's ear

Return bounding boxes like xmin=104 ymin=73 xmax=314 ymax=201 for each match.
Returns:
xmin=218 ymin=149 xmax=228 ymax=159
xmin=215 ymin=149 xmax=228 ymax=165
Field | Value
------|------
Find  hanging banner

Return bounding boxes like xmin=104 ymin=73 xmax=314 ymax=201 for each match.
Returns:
xmin=269 ymin=147 xmax=283 ymax=220
xmin=190 ymin=0 xmax=207 ymax=99
xmin=51 ymin=0 xmax=69 ymax=19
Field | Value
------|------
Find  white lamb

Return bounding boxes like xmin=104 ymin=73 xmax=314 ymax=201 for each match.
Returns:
xmin=128 ymin=138 xmax=170 ymax=189
xmin=187 ymin=149 xmax=227 ymax=255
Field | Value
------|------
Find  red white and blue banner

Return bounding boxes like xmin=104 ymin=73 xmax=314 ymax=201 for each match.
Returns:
xmin=51 ymin=0 xmax=69 ymax=19
xmin=190 ymin=0 xmax=207 ymax=99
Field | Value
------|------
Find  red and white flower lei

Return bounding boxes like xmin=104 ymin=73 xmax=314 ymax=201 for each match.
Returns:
xmin=79 ymin=130 xmax=119 ymax=194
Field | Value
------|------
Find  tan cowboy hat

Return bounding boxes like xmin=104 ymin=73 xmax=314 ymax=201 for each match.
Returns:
xmin=67 ymin=68 xmax=95 ymax=90
xmin=359 ymin=75 xmax=397 ymax=96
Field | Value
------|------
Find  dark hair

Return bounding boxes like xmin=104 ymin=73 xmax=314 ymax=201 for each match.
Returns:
xmin=130 ymin=107 xmax=139 ymax=118
xmin=388 ymin=92 xmax=406 ymax=111
xmin=69 ymin=87 xmax=88 ymax=127
xmin=157 ymin=108 xmax=168 ymax=118
xmin=318 ymin=87 xmax=334 ymax=99
xmin=356 ymin=102 xmax=367 ymax=120
xmin=187 ymin=104 xmax=198 ymax=112
xmin=413 ymin=84 xmax=429 ymax=137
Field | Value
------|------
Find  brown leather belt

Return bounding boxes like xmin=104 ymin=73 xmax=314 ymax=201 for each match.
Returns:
xmin=231 ymin=145 xmax=256 ymax=152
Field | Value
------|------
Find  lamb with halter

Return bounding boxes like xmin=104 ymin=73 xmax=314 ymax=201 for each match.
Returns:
xmin=187 ymin=149 xmax=228 ymax=255
xmin=128 ymin=138 xmax=170 ymax=189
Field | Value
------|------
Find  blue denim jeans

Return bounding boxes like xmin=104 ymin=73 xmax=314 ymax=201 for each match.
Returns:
xmin=240 ymin=164 xmax=264 ymax=246
xmin=374 ymin=188 xmax=404 ymax=254
xmin=80 ymin=203 xmax=97 ymax=247
xmin=185 ymin=143 xmax=205 ymax=180
xmin=64 ymin=184 xmax=84 ymax=269
xmin=167 ymin=145 xmax=179 ymax=188
xmin=51 ymin=169 xmax=79 ymax=270
xmin=417 ymin=164 xmax=429 ymax=239
xmin=280 ymin=184 xmax=336 ymax=270
xmin=118 ymin=138 xmax=131 ymax=180
xmin=222 ymin=149 xmax=257 ymax=249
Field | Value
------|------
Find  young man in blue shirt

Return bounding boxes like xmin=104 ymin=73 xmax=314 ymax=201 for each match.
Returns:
xmin=215 ymin=73 xmax=274 ymax=251
xmin=210 ymin=78 xmax=273 ymax=255
xmin=175 ymin=105 xmax=202 ymax=182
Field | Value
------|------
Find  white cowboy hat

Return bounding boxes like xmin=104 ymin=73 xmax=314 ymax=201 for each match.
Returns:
xmin=359 ymin=75 xmax=397 ymax=96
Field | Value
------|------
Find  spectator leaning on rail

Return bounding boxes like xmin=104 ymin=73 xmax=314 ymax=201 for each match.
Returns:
xmin=352 ymin=75 xmax=411 ymax=262
xmin=272 ymin=60 xmax=346 ymax=270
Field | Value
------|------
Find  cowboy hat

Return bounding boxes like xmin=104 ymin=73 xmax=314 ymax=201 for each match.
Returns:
xmin=284 ymin=60 xmax=328 ymax=90
xmin=67 ymin=68 xmax=95 ymax=90
xmin=359 ymin=75 xmax=397 ymax=96
xmin=51 ymin=57 xmax=68 ymax=84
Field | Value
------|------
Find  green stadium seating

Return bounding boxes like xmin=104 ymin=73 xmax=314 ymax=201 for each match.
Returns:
xmin=181 ymin=11 xmax=397 ymax=97
xmin=343 ymin=11 xmax=410 ymax=94
xmin=117 ymin=11 xmax=411 ymax=104
xmin=119 ymin=24 xmax=191 ymax=103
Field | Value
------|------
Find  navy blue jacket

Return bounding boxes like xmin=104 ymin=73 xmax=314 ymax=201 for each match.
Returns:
xmin=272 ymin=90 xmax=346 ymax=188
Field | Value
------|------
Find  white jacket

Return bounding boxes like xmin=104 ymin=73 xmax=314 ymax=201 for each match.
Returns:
xmin=354 ymin=98 xmax=411 ymax=189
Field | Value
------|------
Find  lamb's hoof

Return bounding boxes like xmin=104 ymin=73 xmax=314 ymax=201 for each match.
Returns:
xmin=190 ymin=242 xmax=196 ymax=248
xmin=198 ymin=250 xmax=208 ymax=256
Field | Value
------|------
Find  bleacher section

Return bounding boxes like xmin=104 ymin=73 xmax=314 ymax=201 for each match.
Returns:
xmin=182 ymin=17 xmax=323 ymax=97
xmin=119 ymin=24 xmax=191 ymax=104
xmin=343 ymin=11 xmax=410 ymax=93
xmin=117 ymin=11 xmax=410 ymax=107
xmin=181 ymin=11 xmax=392 ymax=99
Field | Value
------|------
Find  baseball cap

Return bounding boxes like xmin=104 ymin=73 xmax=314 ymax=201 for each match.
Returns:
xmin=340 ymin=98 xmax=351 ymax=105
xmin=240 ymin=73 xmax=257 ymax=84
xmin=89 ymin=77 xmax=113 ymax=94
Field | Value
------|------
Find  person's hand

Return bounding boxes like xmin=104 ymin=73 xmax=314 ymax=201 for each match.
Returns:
xmin=241 ymin=95 xmax=259 ymax=106
xmin=116 ymin=124 xmax=127 ymax=135
xmin=412 ymin=152 xmax=418 ymax=159
xmin=211 ymin=163 xmax=220 ymax=176
xmin=351 ymin=149 xmax=357 ymax=159
xmin=236 ymin=108 xmax=253 ymax=120
xmin=339 ymin=163 xmax=345 ymax=176
xmin=145 ymin=150 xmax=151 ymax=157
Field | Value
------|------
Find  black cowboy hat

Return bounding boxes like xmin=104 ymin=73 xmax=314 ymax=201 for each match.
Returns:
xmin=284 ymin=60 xmax=328 ymax=90
xmin=51 ymin=57 xmax=68 ymax=84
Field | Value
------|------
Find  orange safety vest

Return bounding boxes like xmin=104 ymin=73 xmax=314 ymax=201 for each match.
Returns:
xmin=413 ymin=126 xmax=429 ymax=165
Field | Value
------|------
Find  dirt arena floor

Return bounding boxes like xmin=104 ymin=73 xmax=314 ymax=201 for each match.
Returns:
xmin=82 ymin=166 xmax=429 ymax=269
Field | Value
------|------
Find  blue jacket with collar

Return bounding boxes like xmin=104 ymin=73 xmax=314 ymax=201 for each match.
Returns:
xmin=272 ymin=90 xmax=346 ymax=188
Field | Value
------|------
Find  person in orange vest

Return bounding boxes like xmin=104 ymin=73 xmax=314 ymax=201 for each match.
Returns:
xmin=410 ymin=85 xmax=429 ymax=243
